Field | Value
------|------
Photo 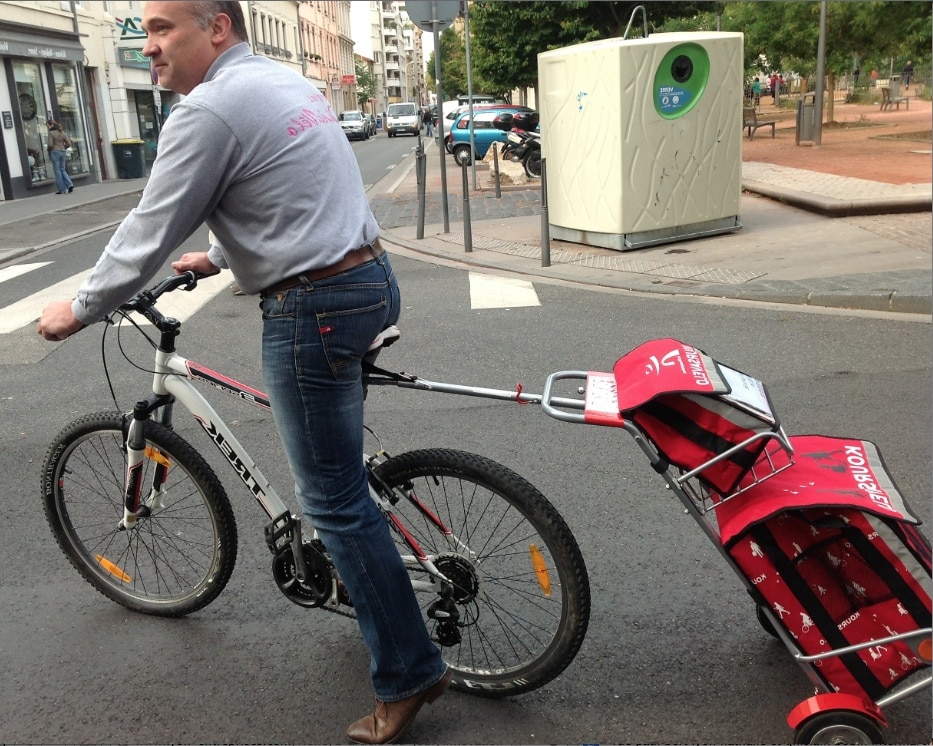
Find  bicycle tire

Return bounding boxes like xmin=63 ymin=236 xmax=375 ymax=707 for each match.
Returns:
xmin=42 ymin=412 xmax=237 ymax=617
xmin=374 ymin=448 xmax=590 ymax=697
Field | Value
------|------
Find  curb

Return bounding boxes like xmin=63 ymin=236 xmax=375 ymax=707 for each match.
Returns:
xmin=741 ymin=179 xmax=933 ymax=217
xmin=380 ymin=228 xmax=933 ymax=318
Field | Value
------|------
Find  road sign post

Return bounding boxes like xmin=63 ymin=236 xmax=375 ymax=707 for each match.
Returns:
xmin=406 ymin=1 xmax=461 ymax=233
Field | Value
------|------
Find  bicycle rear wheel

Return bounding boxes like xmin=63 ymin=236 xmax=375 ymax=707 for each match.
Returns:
xmin=42 ymin=412 xmax=237 ymax=616
xmin=374 ymin=448 xmax=590 ymax=697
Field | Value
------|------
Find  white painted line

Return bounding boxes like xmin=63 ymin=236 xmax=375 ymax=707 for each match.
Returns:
xmin=469 ymin=272 xmax=540 ymax=309
xmin=0 ymin=269 xmax=233 ymax=334
xmin=132 ymin=271 xmax=233 ymax=326
xmin=387 ymin=158 xmax=416 ymax=193
xmin=0 ymin=269 xmax=92 ymax=333
xmin=0 ymin=262 xmax=52 ymax=285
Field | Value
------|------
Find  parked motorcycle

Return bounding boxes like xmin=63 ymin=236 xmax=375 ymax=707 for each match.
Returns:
xmin=495 ymin=112 xmax=542 ymax=179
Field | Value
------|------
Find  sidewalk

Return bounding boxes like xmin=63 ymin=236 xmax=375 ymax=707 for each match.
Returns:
xmin=371 ymin=97 xmax=931 ymax=315
xmin=1 ymin=98 xmax=930 ymax=315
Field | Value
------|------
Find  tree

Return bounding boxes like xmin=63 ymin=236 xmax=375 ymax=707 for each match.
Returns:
xmin=426 ymin=24 xmax=500 ymax=100
xmin=355 ymin=58 xmax=375 ymax=112
xmin=717 ymin=1 xmax=930 ymax=121
xmin=466 ymin=2 xmax=730 ymax=100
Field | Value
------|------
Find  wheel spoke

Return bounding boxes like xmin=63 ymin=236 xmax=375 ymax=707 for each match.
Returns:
xmin=43 ymin=414 xmax=237 ymax=617
xmin=376 ymin=448 xmax=589 ymax=696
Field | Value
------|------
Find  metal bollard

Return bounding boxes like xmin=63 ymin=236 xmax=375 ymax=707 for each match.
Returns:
xmin=492 ymin=143 xmax=501 ymax=198
xmin=540 ymin=158 xmax=550 ymax=267
xmin=461 ymin=160 xmax=472 ymax=253
xmin=416 ymin=145 xmax=426 ymax=239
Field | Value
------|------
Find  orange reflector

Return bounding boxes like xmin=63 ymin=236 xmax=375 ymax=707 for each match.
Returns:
xmin=529 ymin=544 xmax=551 ymax=597
xmin=918 ymin=637 xmax=932 ymax=662
xmin=145 ymin=446 xmax=171 ymax=468
xmin=95 ymin=555 xmax=132 ymax=583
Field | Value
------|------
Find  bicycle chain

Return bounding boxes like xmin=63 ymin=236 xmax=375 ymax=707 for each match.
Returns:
xmin=316 ymin=565 xmax=425 ymax=620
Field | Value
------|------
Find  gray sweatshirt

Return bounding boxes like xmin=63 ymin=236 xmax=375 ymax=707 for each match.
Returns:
xmin=73 ymin=43 xmax=379 ymax=325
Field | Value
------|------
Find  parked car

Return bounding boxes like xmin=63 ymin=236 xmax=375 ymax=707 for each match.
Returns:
xmin=448 ymin=106 xmax=537 ymax=166
xmin=339 ymin=110 xmax=369 ymax=141
xmin=362 ymin=113 xmax=377 ymax=137
xmin=442 ymin=104 xmax=534 ymax=153
xmin=385 ymin=102 xmax=420 ymax=137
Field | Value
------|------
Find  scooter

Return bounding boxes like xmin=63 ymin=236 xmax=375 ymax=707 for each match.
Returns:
xmin=495 ymin=112 xmax=542 ymax=179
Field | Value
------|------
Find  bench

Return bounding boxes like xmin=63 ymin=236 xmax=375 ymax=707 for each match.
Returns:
xmin=743 ymin=107 xmax=777 ymax=140
xmin=880 ymin=87 xmax=909 ymax=111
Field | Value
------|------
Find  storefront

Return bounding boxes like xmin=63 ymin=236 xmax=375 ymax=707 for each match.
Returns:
xmin=116 ymin=46 xmax=172 ymax=176
xmin=0 ymin=20 xmax=93 ymax=200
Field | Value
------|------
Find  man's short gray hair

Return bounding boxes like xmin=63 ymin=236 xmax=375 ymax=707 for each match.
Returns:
xmin=189 ymin=1 xmax=249 ymax=42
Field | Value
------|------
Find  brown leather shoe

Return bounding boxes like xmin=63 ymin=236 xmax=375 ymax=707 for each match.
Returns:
xmin=346 ymin=668 xmax=452 ymax=744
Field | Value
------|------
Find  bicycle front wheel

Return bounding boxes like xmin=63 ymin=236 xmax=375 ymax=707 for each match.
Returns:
xmin=42 ymin=412 xmax=237 ymax=616
xmin=374 ymin=448 xmax=590 ymax=697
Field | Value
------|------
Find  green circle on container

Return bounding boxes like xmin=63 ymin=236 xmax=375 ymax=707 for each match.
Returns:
xmin=653 ymin=42 xmax=710 ymax=119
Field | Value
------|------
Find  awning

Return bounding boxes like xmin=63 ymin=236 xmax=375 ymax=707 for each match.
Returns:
xmin=0 ymin=20 xmax=84 ymax=64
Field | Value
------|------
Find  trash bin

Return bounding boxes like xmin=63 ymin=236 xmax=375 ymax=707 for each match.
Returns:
xmin=796 ymin=93 xmax=816 ymax=145
xmin=111 ymin=139 xmax=146 ymax=179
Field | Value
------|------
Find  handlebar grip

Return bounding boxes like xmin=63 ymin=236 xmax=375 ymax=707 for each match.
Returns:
xmin=119 ymin=272 xmax=201 ymax=313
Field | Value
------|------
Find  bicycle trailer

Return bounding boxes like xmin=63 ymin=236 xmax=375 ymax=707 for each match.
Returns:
xmin=540 ymin=338 xmax=932 ymax=744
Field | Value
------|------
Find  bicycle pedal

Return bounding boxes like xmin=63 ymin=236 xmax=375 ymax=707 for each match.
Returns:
xmin=264 ymin=511 xmax=296 ymax=555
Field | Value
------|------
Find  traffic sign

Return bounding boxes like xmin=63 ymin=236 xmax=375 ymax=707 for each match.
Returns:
xmin=406 ymin=0 xmax=460 ymax=32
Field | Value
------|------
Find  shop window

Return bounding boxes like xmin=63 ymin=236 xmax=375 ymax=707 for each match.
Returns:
xmin=52 ymin=65 xmax=90 ymax=179
xmin=14 ymin=61 xmax=50 ymax=184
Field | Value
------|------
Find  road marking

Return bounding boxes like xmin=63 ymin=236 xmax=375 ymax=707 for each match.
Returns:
xmin=469 ymin=272 xmax=540 ymax=309
xmin=0 ymin=262 xmax=52 ymax=284
xmin=0 ymin=269 xmax=233 ymax=334
xmin=130 ymin=272 xmax=233 ymax=326
xmin=0 ymin=269 xmax=92 ymax=333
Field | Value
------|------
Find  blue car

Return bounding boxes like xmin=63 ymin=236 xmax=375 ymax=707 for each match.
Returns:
xmin=449 ymin=106 xmax=536 ymax=166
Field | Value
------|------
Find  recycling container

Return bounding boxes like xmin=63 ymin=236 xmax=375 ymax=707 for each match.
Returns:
xmin=539 ymin=32 xmax=744 ymax=250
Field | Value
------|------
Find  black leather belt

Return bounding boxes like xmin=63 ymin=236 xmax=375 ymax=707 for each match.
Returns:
xmin=261 ymin=240 xmax=384 ymax=297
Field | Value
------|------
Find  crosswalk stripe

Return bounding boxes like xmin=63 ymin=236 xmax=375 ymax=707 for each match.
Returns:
xmin=131 ymin=272 xmax=233 ymax=326
xmin=0 ymin=262 xmax=52 ymax=284
xmin=469 ymin=272 xmax=540 ymax=309
xmin=0 ymin=269 xmax=234 ymax=334
xmin=0 ymin=269 xmax=92 ymax=334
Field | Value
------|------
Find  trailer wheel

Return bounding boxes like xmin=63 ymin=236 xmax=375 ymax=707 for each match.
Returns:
xmin=794 ymin=711 xmax=884 ymax=745
xmin=755 ymin=604 xmax=780 ymax=638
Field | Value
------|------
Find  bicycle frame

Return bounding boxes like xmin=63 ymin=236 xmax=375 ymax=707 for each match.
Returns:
xmin=118 ymin=299 xmax=452 ymax=596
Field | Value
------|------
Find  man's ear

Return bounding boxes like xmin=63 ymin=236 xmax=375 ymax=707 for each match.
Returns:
xmin=210 ymin=11 xmax=233 ymax=45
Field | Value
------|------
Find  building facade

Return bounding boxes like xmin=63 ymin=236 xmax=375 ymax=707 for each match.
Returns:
xmin=298 ymin=1 xmax=355 ymax=115
xmin=0 ymin=1 xmax=364 ymax=202
xmin=366 ymin=1 xmax=424 ymax=117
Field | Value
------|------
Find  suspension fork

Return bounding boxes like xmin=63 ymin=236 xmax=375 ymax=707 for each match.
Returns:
xmin=121 ymin=396 xmax=174 ymax=530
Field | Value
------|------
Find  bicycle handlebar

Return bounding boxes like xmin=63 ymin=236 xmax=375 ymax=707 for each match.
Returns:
xmin=119 ymin=272 xmax=203 ymax=314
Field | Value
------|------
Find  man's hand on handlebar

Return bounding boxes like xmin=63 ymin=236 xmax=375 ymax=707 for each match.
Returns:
xmin=171 ymin=252 xmax=221 ymax=277
xmin=37 ymin=299 xmax=85 ymax=342
xmin=38 ymin=253 xmax=221 ymax=343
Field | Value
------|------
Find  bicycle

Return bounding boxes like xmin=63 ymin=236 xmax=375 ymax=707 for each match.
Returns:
xmin=41 ymin=272 xmax=591 ymax=697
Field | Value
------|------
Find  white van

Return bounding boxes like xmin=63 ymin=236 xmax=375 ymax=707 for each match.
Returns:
xmin=385 ymin=102 xmax=420 ymax=138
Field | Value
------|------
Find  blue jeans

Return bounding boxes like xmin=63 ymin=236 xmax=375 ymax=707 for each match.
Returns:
xmin=260 ymin=252 xmax=447 ymax=701
xmin=50 ymin=149 xmax=74 ymax=193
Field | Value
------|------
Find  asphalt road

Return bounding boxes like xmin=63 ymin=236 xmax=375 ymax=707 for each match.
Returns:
xmin=0 ymin=137 xmax=929 ymax=745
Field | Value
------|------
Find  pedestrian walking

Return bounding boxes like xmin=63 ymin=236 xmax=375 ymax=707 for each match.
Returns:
xmin=37 ymin=2 xmax=450 ymax=744
xmin=422 ymin=107 xmax=433 ymax=137
xmin=903 ymin=60 xmax=913 ymax=90
xmin=46 ymin=119 xmax=74 ymax=194
xmin=870 ymin=68 xmax=879 ymax=88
